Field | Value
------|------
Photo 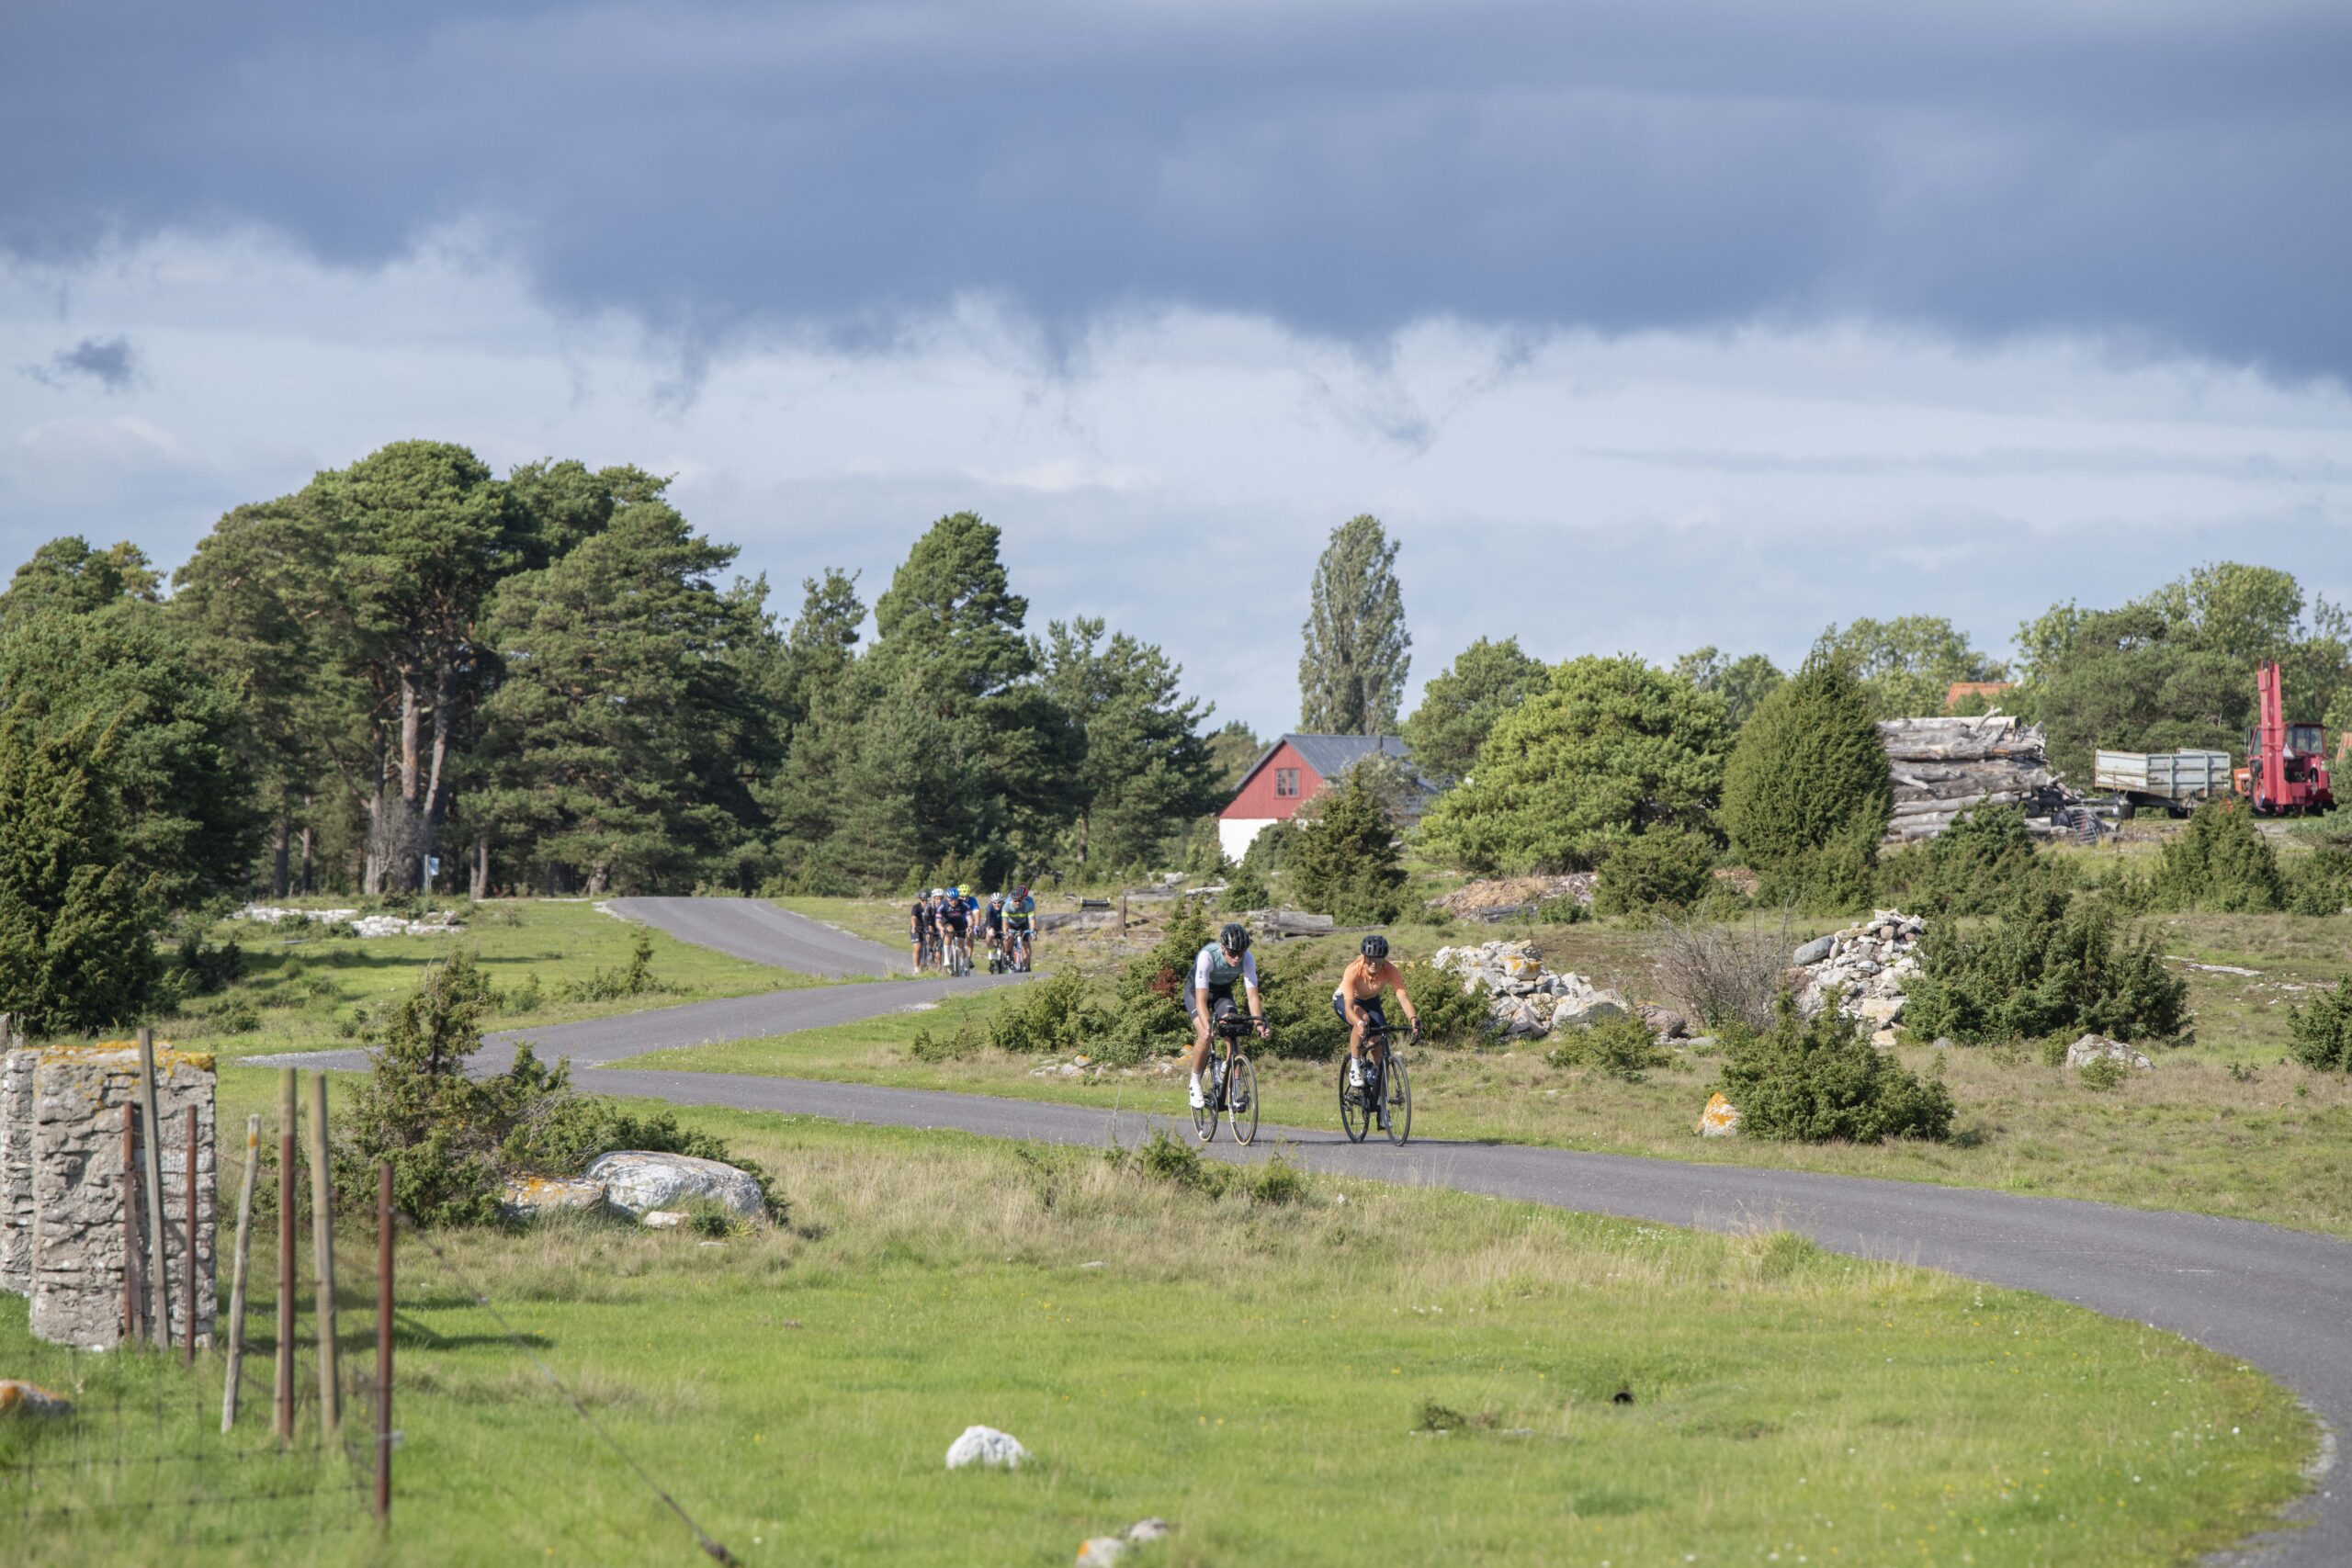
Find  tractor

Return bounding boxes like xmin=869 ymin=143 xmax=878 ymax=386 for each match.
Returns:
xmin=2232 ymin=660 xmax=2335 ymax=815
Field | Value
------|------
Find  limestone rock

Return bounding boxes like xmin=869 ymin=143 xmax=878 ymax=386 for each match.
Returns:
xmin=499 ymin=1176 xmax=608 ymax=1219
xmin=585 ymin=1151 xmax=764 ymax=1221
xmin=1548 ymin=990 xmax=1630 ymax=1032
xmin=0 ymin=1379 xmax=72 ymax=1416
xmin=946 ymin=1424 xmax=1030 ymax=1470
xmin=2064 ymin=1034 xmax=2153 ymax=1072
xmin=1792 ymin=935 xmax=1835 ymax=965
xmin=1077 ymin=1539 xmax=1128 ymax=1564
xmin=1125 ymin=1518 xmax=1172 ymax=1542
xmin=1699 ymin=1093 xmax=1740 ymax=1137
xmin=1636 ymin=1005 xmax=1690 ymax=1040
xmin=641 ymin=1210 xmax=688 ymax=1229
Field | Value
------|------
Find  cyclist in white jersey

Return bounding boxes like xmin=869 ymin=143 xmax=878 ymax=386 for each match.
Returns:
xmin=1187 ymin=922 xmax=1269 ymax=1110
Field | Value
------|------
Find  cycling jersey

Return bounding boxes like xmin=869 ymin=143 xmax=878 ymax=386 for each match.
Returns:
xmin=939 ymin=902 xmax=969 ymax=933
xmin=1191 ymin=942 xmax=1259 ymax=1000
xmin=980 ymin=906 xmax=1005 ymax=936
xmin=1003 ymin=896 xmax=1035 ymax=930
xmin=910 ymin=901 xmax=933 ymax=931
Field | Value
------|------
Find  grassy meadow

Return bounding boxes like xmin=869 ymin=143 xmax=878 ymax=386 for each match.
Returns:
xmin=0 ymin=1102 xmax=2317 ymax=1566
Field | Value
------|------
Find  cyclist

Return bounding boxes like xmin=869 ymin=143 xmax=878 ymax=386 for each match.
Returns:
xmin=937 ymin=886 xmax=971 ymax=971
xmin=980 ymin=892 xmax=1008 ymax=969
xmin=909 ymin=890 xmax=936 ymax=971
xmin=1188 ymin=921 xmax=1269 ymax=1111
xmin=1333 ymin=933 xmax=1419 ymax=1102
xmin=1003 ymin=885 xmax=1036 ymax=970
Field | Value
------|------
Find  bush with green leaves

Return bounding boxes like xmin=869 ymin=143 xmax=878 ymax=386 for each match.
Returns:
xmin=1239 ymin=818 xmax=1296 ymax=876
xmin=1096 ymin=898 xmax=1215 ymax=1064
xmin=1420 ymin=655 xmax=1729 ymax=874
xmin=985 ymin=968 xmax=1106 ymax=1056
xmin=334 ymin=950 xmax=770 ymax=1225
xmin=910 ymin=1017 xmax=983 ymax=1062
xmin=1396 ymin=958 xmax=1492 ymax=1047
xmin=1716 ymin=996 xmax=1953 ymax=1144
xmin=1544 ymin=1014 xmax=1669 ymax=1080
xmin=1720 ymin=657 xmax=1891 ymax=910
xmin=2287 ymin=977 xmax=2352 ymax=1072
xmin=1286 ymin=772 xmax=1408 ymax=923
xmin=560 ymin=931 xmax=671 ymax=1002
xmin=1220 ymin=863 xmax=1272 ymax=911
xmin=1875 ymin=804 xmax=2059 ymax=917
xmin=1901 ymin=889 xmax=2188 ymax=1045
xmin=1250 ymin=941 xmax=1350 ymax=1059
xmin=2147 ymin=800 xmax=2285 ymax=913
xmin=2288 ymin=840 xmax=2352 ymax=917
xmin=1592 ymin=828 xmax=1715 ymax=918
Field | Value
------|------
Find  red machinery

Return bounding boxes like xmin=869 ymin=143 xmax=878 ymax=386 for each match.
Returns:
xmin=2232 ymin=660 xmax=2335 ymax=815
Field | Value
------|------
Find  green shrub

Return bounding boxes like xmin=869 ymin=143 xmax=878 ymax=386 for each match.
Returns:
xmin=1220 ymin=863 xmax=1272 ymax=911
xmin=910 ymin=1019 xmax=983 ymax=1062
xmin=1716 ymin=995 xmax=1953 ymax=1144
xmin=166 ymin=924 xmax=245 ymax=1001
xmin=1419 ymin=655 xmax=1730 ymax=874
xmin=2288 ymin=843 xmax=2352 ymax=917
xmin=1251 ymin=942 xmax=1350 ymax=1060
xmin=1096 ymin=898 xmax=1215 ymax=1064
xmin=1900 ymin=889 xmax=2188 ymax=1045
xmin=1534 ymin=895 xmax=1589 ymax=924
xmin=1544 ymin=1014 xmax=1669 ymax=1080
xmin=1397 ymin=959 xmax=1492 ymax=1048
xmin=2288 ymin=976 xmax=2352 ymax=1071
xmin=1126 ymin=1129 xmax=1224 ymax=1194
xmin=1239 ymin=818 xmax=1297 ymax=876
xmin=199 ymin=996 xmax=263 ymax=1035
xmin=335 ymin=950 xmax=773 ymax=1225
xmin=2148 ymin=800 xmax=2285 ymax=912
xmin=560 ymin=931 xmax=667 ymax=1002
xmin=1244 ymin=1154 xmax=1308 ymax=1206
xmin=1722 ymin=657 xmax=1890 ymax=899
xmin=1878 ymin=804 xmax=2058 ymax=917
xmin=2077 ymin=1055 xmax=2127 ymax=1092
xmin=985 ymin=969 xmax=1105 ymax=1057
xmin=1592 ymin=828 xmax=1715 ymax=918
xmin=1287 ymin=773 xmax=1408 ymax=923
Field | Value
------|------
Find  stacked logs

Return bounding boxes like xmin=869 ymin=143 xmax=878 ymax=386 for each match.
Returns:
xmin=1878 ymin=716 xmax=2094 ymax=844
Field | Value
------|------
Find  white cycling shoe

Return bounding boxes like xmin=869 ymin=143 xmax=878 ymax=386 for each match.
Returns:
xmin=1187 ymin=1079 xmax=1207 ymax=1110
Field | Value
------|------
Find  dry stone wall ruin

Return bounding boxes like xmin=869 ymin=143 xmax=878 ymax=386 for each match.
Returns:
xmin=0 ymin=1038 xmax=217 ymax=1350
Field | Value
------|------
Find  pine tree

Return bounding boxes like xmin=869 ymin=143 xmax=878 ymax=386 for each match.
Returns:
xmin=1404 ymin=636 xmax=1544 ymax=782
xmin=0 ymin=709 xmax=159 ymax=1032
xmin=1287 ymin=771 xmax=1408 ymax=923
xmin=1721 ymin=655 xmax=1892 ymax=884
xmin=1298 ymin=515 xmax=1409 ymax=734
xmin=1037 ymin=617 xmax=1219 ymax=871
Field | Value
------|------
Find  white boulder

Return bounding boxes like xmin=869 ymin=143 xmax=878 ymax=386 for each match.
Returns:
xmin=946 ymin=1425 xmax=1030 ymax=1470
xmin=498 ymin=1176 xmax=609 ymax=1219
xmin=584 ymin=1151 xmax=765 ymax=1221
xmin=2064 ymin=1034 xmax=2153 ymax=1072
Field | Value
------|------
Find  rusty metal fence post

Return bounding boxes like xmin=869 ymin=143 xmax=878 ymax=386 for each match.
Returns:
xmin=308 ymin=1073 xmax=338 ymax=1438
xmin=275 ymin=1068 xmax=296 ymax=1443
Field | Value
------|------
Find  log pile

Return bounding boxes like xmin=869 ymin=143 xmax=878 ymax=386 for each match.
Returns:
xmin=1878 ymin=716 xmax=2096 ymax=845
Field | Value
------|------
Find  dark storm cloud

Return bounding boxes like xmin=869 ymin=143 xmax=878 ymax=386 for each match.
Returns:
xmin=23 ymin=335 xmax=140 ymax=391
xmin=4 ymin=2 xmax=2347 ymax=376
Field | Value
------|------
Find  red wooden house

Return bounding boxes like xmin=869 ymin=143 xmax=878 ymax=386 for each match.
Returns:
xmin=1216 ymin=734 xmax=1421 ymax=862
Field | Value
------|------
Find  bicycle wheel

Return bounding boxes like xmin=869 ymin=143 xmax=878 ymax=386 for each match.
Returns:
xmin=1193 ymin=1061 xmax=1219 ymax=1144
xmin=1338 ymin=1054 xmax=1369 ymax=1143
xmin=1383 ymin=1052 xmax=1412 ymax=1145
xmin=1227 ymin=1055 xmax=1258 ymax=1145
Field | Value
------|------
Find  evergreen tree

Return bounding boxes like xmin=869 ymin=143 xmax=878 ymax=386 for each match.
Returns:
xmin=1298 ymin=514 xmax=1409 ymax=734
xmin=1671 ymin=647 xmax=1785 ymax=734
xmin=0 ymin=709 xmax=159 ymax=1032
xmin=1286 ymin=770 xmax=1408 ymax=923
xmin=1404 ymin=635 xmax=1544 ymax=783
xmin=0 ymin=536 xmax=160 ymax=628
xmin=474 ymin=498 xmax=771 ymax=895
xmin=870 ymin=512 xmax=1033 ymax=700
xmin=1037 ymin=617 xmax=1220 ymax=871
xmin=1205 ymin=721 xmax=1263 ymax=789
xmin=1421 ymin=656 xmax=1729 ymax=874
xmin=1721 ymin=656 xmax=1892 ymax=885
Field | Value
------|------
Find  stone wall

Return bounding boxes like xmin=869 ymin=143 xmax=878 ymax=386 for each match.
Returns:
xmin=0 ymin=1043 xmax=217 ymax=1351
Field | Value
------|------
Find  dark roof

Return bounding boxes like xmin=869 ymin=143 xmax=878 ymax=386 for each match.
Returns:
xmin=1229 ymin=733 xmax=1425 ymax=799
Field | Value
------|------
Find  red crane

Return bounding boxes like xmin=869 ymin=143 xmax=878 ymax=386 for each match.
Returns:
xmin=2233 ymin=660 xmax=2335 ymax=815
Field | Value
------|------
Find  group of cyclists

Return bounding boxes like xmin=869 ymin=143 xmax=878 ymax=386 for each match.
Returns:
xmin=909 ymin=884 xmax=1035 ymax=975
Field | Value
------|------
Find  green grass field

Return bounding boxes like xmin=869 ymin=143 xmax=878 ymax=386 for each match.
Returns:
xmin=153 ymin=898 xmax=820 ymax=1066
xmin=612 ymin=902 xmax=2352 ymax=1236
xmin=1 ymin=1102 xmax=2315 ymax=1566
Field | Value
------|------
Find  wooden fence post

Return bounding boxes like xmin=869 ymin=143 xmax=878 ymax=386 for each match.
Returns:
xmin=375 ymin=1159 xmax=393 ymax=1523
xmin=308 ymin=1074 xmax=339 ymax=1438
xmin=136 ymin=1028 xmax=169 ymax=1348
xmin=221 ymin=1113 xmax=259 ymax=1432
xmin=275 ymin=1069 xmax=296 ymax=1444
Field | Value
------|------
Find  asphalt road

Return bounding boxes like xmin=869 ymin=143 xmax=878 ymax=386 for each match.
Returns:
xmin=606 ymin=896 xmax=901 ymax=977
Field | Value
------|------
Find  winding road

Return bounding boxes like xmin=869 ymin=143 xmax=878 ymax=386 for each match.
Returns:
xmin=261 ymin=897 xmax=2347 ymax=1562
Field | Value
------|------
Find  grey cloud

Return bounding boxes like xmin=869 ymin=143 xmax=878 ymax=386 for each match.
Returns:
xmin=23 ymin=335 xmax=140 ymax=392
xmin=3 ymin=4 xmax=2347 ymax=378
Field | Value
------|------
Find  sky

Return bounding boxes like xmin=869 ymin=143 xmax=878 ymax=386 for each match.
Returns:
xmin=4 ymin=0 xmax=2348 ymax=737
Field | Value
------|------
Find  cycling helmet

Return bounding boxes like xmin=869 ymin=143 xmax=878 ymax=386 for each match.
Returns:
xmin=1015 ymin=886 xmax=1029 ymax=898
xmin=930 ymin=887 xmax=944 ymax=898
xmin=956 ymin=884 xmax=970 ymax=897
xmin=1218 ymin=921 xmax=1251 ymax=954
xmin=989 ymin=893 xmax=1004 ymax=907
xmin=1361 ymin=933 xmax=1390 ymax=962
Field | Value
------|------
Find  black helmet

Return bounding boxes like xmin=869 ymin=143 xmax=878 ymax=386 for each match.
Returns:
xmin=1361 ymin=933 xmax=1389 ymax=961
xmin=1219 ymin=921 xmax=1251 ymax=954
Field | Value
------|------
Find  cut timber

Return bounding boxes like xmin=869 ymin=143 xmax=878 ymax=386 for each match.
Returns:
xmin=1876 ymin=717 xmax=2097 ymax=847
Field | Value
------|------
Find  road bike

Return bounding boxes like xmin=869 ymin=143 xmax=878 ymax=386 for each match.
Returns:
xmin=1007 ymin=926 xmax=1033 ymax=973
xmin=986 ymin=932 xmax=1010 ymax=975
xmin=946 ymin=930 xmax=971 ymax=977
xmin=1340 ymin=1019 xmax=1413 ymax=1145
xmin=918 ymin=928 xmax=944 ymax=973
xmin=1191 ymin=1010 xmax=1261 ymax=1146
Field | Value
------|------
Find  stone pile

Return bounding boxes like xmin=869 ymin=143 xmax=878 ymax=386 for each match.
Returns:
xmin=1792 ymin=910 xmax=1925 ymax=1045
xmin=1879 ymin=716 xmax=2098 ymax=845
xmin=235 ymin=904 xmax=464 ymax=938
xmin=1431 ymin=941 xmax=1631 ymax=1040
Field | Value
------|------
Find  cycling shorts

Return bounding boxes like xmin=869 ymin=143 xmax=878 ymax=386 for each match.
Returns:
xmin=1332 ymin=992 xmax=1388 ymax=1034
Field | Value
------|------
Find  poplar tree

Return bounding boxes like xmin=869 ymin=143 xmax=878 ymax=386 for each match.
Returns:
xmin=1298 ymin=514 xmax=1410 ymax=735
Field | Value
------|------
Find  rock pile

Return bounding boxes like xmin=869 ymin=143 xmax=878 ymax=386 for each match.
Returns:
xmin=235 ymin=904 xmax=464 ymax=938
xmin=1431 ymin=941 xmax=1631 ymax=1040
xmin=1792 ymin=910 xmax=1925 ymax=1045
